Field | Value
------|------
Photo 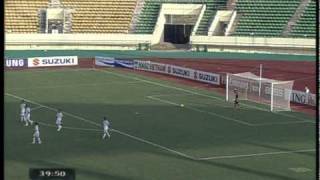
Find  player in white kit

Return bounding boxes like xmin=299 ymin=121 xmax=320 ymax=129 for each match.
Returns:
xmin=24 ymin=104 xmax=33 ymax=126
xmin=32 ymin=122 xmax=41 ymax=144
xmin=56 ymin=109 xmax=63 ymax=131
xmin=102 ymin=117 xmax=111 ymax=139
xmin=20 ymin=100 xmax=26 ymax=122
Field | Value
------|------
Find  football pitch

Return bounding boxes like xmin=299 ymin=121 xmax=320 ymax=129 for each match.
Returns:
xmin=5 ymin=68 xmax=316 ymax=180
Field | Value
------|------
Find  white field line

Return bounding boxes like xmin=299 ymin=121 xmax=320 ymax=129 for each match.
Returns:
xmin=96 ymin=69 xmax=312 ymax=123
xmin=272 ymin=112 xmax=315 ymax=123
xmin=252 ymin=120 xmax=315 ymax=126
xmin=111 ymin=129 xmax=196 ymax=160
xmin=149 ymin=93 xmax=190 ymax=97
xmin=97 ymin=69 xmax=269 ymax=112
xmin=5 ymin=92 xmax=315 ymax=161
xmin=7 ymin=81 xmax=142 ymax=91
xmin=198 ymin=149 xmax=315 ymax=160
xmin=147 ymin=96 xmax=180 ymax=106
xmin=148 ymin=95 xmax=313 ymax=126
xmin=38 ymin=122 xmax=102 ymax=132
xmin=5 ymin=92 xmax=195 ymax=160
xmin=31 ymin=106 xmax=44 ymax=111
xmin=150 ymin=94 xmax=232 ymax=108
xmin=147 ymin=96 xmax=254 ymax=126
xmin=5 ymin=93 xmax=100 ymax=127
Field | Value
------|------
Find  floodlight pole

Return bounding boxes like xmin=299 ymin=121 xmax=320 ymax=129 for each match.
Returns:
xmin=258 ymin=64 xmax=262 ymax=97
xmin=226 ymin=73 xmax=229 ymax=101
xmin=271 ymin=82 xmax=274 ymax=111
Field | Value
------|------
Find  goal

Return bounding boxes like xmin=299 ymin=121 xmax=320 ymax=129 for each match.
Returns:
xmin=226 ymin=72 xmax=294 ymax=112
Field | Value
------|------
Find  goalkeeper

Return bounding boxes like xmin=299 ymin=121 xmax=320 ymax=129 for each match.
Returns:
xmin=233 ymin=88 xmax=239 ymax=109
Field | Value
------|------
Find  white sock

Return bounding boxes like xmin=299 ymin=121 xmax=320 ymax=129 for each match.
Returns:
xmin=102 ymin=133 xmax=106 ymax=139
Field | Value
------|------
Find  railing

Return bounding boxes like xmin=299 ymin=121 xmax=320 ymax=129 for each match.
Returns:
xmin=5 ymin=33 xmax=152 ymax=50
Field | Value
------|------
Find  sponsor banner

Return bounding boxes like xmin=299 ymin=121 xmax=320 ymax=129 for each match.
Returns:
xmin=28 ymin=56 xmax=78 ymax=67
xmin=169 ymin=65 xmax=193 ymax=79
xmin=95 ymin=56 xmax=134 ymax=68
xmin=291 ymin=90 xmax=316 ymax=106
xmin=95 ymin=56 xmax=115 ymax=67
xmin=114 ymin=59 xmax=134 ymax=68
xmin=134 ymin=60 xmax=167 ymax=73
xmin=5 ymin=58 xmax=27 ymax=68
xmin=194 ymin=70 xmax=221 ymax=85
xmin=134 ymin=60 xmax=220 ymax=85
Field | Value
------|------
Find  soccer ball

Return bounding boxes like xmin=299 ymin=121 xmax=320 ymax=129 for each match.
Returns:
xmin=180 ymin=104 xmax=184 ymax=107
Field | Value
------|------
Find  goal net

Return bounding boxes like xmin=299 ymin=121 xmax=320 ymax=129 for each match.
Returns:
xmin=226 ymin=72 xmax=294 ymax=112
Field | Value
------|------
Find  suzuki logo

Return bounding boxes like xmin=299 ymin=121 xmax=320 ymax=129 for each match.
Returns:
xmin=33 ymin=59 xmax=40 ymax=66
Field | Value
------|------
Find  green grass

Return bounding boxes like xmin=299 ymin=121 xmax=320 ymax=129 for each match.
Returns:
xmin=5 ymin=68 xmax=315 ymax=180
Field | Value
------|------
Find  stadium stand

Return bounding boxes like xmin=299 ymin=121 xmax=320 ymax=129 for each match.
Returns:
xmin=5 ymin=0 xmax=137 ymax=33
xmin=4 ymin=0 xmax=316 ymax=38
xmin=195 ymin=0 xmax=227 ymax=35
xmin=5 ymin=0 xmax=47 ymax=33
xmin=289 ymin=0 xmax=316 ymax=38
xmin=65 ymin=0 xmax=137 ymax=33
xmin=233 ymin=0 xmax=301 ymax=37
xmin=134 ymin=0 xmax=227 ymax=35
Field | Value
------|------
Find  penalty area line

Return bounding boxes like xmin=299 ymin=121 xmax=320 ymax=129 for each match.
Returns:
xmin=5 ymin=93 xmax=101 ymax=127
xmin=97 ymin=69 xmax=310 ymax=123
xmin=5 ymin=92 xmax=196 ymax=161
xmin=37 ymin=122 xmax=102 ymax=132
xmin=146 ymin=95 xmax=254 ymax=126
xmin=5 ymin=92 xmax=313 ymax=162
xmin=198 ymin=149 xmax=315 ymax=160
xmin=31 ymin=106 xmax=44 ymax=111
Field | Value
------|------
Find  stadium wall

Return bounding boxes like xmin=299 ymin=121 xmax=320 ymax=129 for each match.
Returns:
xmin=5 ymin=33 xmax=315 ymax=55
xmin=190 ymin=36 xmax=315 ymax=54
xmin=151 ymin=3 xmax=203 ymax=44
xmin=5 ymin=34 xmax=152 ymax=50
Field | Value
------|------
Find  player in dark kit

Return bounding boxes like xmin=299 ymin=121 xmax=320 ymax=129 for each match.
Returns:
xmin=234 ymin=89 xmax=239 ymax=109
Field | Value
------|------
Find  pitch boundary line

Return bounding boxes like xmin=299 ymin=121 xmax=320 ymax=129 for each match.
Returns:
xmin=5 ymin=92 xmax=314 ymax=161
xmin=97 ymin=69 xmax=312 ymax=123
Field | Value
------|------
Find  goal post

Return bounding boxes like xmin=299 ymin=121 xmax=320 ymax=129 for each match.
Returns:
xmin=270 ymin=81 xmax=294 ymax=111
xmin=226 ymin=72 xmax=294 ymax=112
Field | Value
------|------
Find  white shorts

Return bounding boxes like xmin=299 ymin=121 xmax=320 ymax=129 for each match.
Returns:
xmin=20 ymin=111 xmax=25 ymax=117
xmin=104 ymin=127 xmax=109 ymax=133
xmin=56 ymin=119 xmax=62 ymax=125
xmin=25 ymin=114 xmax=30 ymax=120
xmin=33 ymin=131 xmax=40 ymax=138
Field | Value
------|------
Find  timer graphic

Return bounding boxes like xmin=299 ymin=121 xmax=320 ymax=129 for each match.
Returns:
xmin=29 ymin=168 xmax=75 ymax=180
